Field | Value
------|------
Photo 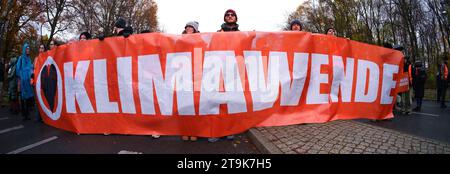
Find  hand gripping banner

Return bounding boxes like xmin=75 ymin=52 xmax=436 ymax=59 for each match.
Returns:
xmin=34 ymin=31 xmax=404 ymax=137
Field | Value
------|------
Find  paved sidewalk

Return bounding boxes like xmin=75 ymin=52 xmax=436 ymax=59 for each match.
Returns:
xmin=248 ymin=120 xmax=450 ymax=154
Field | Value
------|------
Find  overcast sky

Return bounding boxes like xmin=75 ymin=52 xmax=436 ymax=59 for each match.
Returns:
xmin=154 ymin=0 xmax=306 ymax=34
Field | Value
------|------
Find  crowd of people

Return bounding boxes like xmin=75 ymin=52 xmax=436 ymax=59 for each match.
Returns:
xmin=396 ymin=47 xmax=448 ymax=114
xmin=0 ymin=9 xmax=445 ymax=142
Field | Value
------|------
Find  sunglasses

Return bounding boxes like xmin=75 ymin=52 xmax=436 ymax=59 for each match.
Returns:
xmin=225 ymin=13 xmax=235 ymax=17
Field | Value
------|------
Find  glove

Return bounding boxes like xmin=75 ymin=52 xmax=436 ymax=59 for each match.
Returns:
xmin=123 ymin=32 xmax=131 ymax=38
xmin=98 ymin=34 xmax=105 ymax=41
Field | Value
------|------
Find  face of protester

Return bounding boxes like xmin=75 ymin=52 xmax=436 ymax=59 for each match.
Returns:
xmin=327 ymin=28 xmax=335 ymax=36
xmin=26 ymin=47 xmax=30 ymax=55
xmin=114 ymin=27 xmax=124 ymax=34
xmin=185 ymin=26 xmax=195 ymax=34
xmin=50 ymin=41 xmax=55 ymax=49
xmin=80 ymin=34 xmax=87 ymax=41
xmin=291 ymin=24 xmax=302 ymax=31
xmin=225 ymin=13 xmax=237 ymax=23
xmin=39 ymin=45 xmax=45 ymax=53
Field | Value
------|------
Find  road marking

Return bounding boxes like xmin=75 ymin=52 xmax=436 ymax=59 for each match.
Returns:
xmin=0 ymin=117 xmax=9 ymax=121
xmin=6 ymin=136 xmax=58 ymax=154
xmin=118 ymin=150 xmax=143 ymax=154
xmin=411 ymin=112 xmax=439 ymax=117
xmin=0 ymin=125 xmax=24 ymax=134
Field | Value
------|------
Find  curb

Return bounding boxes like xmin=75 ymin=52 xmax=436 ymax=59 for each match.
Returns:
xmin=247 ymin=128 xmax=283 ymax=154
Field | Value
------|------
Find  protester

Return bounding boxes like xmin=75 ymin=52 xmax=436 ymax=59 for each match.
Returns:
xmin=49 ymin=40 xmax=57 ymax=50
xmin=99 ymin=18 xmax=133 ymax=41
xmin=16 ymin=43 xmax=34 ymax=121
xmin=33 ymin=44 xmax=47 ymax=122
xmin=179 ymin=21 xmax=200 ymax=141
xmin=290 ymin=19 xmax=302 ymax=31
xmin=114 ymin=18 xmax=133 ymax=37
xmin=0 ymin=58 xmax=4 ymax=107
xmin=7 ymin=57 xmax=19 ymax=114
xmin=412 ymin=61 xmax=427 ymax=112
xmin=436 ymin=62 xmax=441 ymax=102
xmin=210 ymin=10 xmax=242 ymax=142
xmin=439 ymin=59 xmax=448 ymax=108
xmin=182 ymin=21 xmax=199 ymax=34
xmin=218 ymin=9 xmax=239 ymax=32
xmin=401 ymin=56 xmax=412 ymax=114
xmin=79 ymin=32 xmax=92 ymax=41
xmin=326 ymin=27 xmax=335 ymax=36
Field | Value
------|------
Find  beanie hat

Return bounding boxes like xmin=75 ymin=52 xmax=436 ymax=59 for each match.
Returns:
xmin=290 ymin=19 xmax=302 ymax=30
xmin=224 ymin=9 xmax=237 ymax=22
xmin=185 ymin=21 xmax=199 ymax=33
xmin=115 ymin=18 xmax=126 ymax=29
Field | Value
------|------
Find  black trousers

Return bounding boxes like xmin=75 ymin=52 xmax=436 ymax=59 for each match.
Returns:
xmin=21 ymin=98 xmax=33 ymax=119
xmin=440 ymin=81 xmax=448 ymax=106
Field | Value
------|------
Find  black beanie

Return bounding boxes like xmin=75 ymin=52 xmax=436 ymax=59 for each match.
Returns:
xmin=290 ymin=19 xmax=302 ymax=30
xmin=115 ymin=18 xmax=126 ymax=29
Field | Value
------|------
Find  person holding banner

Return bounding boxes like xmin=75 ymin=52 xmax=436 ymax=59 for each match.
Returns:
xmin=325 ymin=27 xmax=335 ymax=36
xmin=218 ymin=9 xmax=239 ymax=32
xmin=439 ymin=59 xmax=448 ymax=108
xmin=79 ymin=32 xmax=92 ymax=41
xmin=180 ymin=21 xmax=200 ymax=142
xmin=400 ymin=56 xmax=412 ymax=114
xmin=290 ymin=19 xmax=303 ymax=31
xmin=412 ymin=61 xmax=427 ymax=112
xmin=16 ymin=43 xmax=34 ymax=121
xmin=98 ymin=18 xmax=133 ymax=41
xmin=7 ymin=57 xmax=19 ymax=115
xmin=49 ymin=40 xmax=57 ymax=50
xmin=207 ymin=9 xmax=242 ymax=143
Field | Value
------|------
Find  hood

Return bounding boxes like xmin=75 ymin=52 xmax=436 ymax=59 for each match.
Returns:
xmin=22 ymin=43 xmax=29 ymax=58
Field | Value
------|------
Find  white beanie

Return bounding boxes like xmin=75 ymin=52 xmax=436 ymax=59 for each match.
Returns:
xmin=185 ymin=21 xmax=199 ymax=33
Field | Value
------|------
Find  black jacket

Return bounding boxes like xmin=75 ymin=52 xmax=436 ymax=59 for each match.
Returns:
xmin=412 ymin=66 xmax=427 ymax=98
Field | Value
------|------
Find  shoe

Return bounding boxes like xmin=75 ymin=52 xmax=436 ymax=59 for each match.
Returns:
xmin=182 ymin=136 xmax=189 ymax=141
xmin=152 ymin=135 xmax=160 ymax=138
xmin=208 ymin=138 xmax=219 ymax=143
xmin=412 ymin=107 xmax=419 ymax=112
xmin=226 ymin=135 xmax=235 ymax=140
xmin=190 ymin=136 xmax=198 ymax=141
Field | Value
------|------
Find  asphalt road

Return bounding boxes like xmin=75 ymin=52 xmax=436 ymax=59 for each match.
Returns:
xmin=0 ymin=106 xmax=259 ymax=154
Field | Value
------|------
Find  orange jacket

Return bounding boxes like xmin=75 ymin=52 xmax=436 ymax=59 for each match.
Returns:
xmin=408 ymin=64 xmax=412 ymax=84
xmin=444 ymin=64 xmax=448 ymax=80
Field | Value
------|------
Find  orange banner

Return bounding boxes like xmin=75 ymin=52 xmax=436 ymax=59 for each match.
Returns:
xmin=34 ymin=31 xmax=404 ymax=137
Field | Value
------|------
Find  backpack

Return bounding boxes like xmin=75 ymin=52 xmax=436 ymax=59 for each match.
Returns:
xmin=7 ymin=59 xmax=17 ymax=80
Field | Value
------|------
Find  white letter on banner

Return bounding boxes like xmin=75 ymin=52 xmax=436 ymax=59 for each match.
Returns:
xmin=64 ymin=61 xmax=94 ymax=113
xmin=381 ymin=64 xmax=399 ymax=104
xmin=355 ymin=59 xmax=380 ymax=103
xmin=94 ymin=59 xmax=119 ymax=113
xmin=245 ymin=51 xmax=308 ymax=111
xmin=306 ymin=54 xmax=329 ymax=104
xmin=244 ymin=51 xmax=277 ymax=111
xmin=199 ymin=51 xmax=246 ymax=115
xmin=280 ymin=53 xmax=309 ymax=106
xmin=330 ymin=56 xmax=354 ymax=102
xmin=138 ymin=53 xmax=195 ymax=115
xmin=117 ymin=57 xmax=136 ymax=114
